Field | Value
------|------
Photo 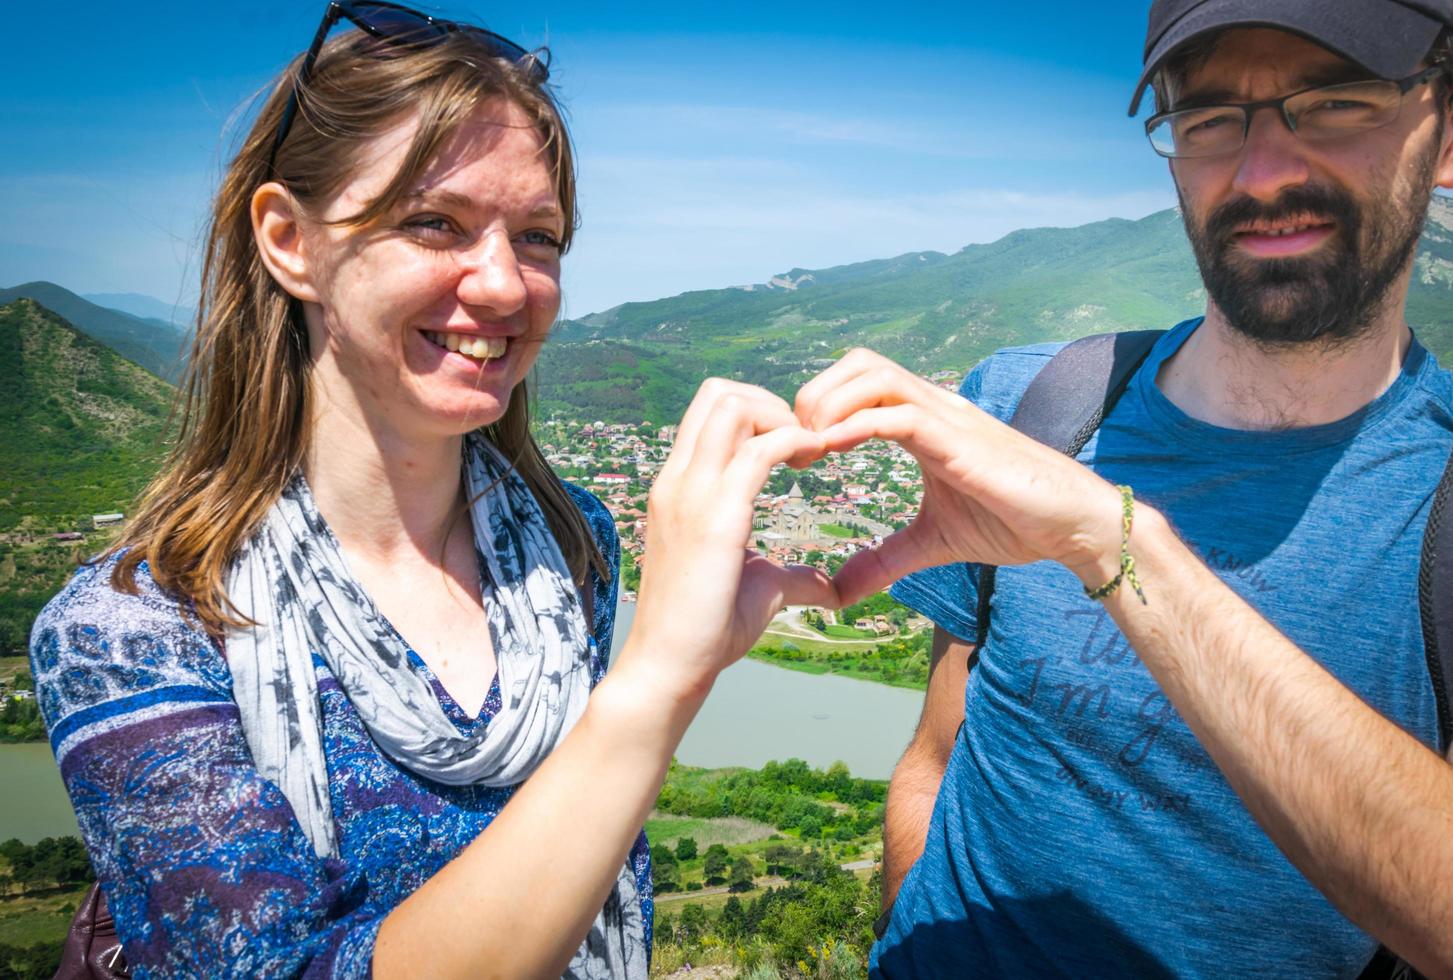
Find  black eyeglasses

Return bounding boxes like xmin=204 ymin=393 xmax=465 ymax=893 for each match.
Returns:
xmin=267 ymin=1 xmax=550 ymax=174
xmin=1146 ymin=63 xmax=1449 ymax=159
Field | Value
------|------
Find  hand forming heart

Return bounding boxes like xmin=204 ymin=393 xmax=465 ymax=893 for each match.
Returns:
xmin=615 ymin=352 xmax=1126 ymax=706
xmin=794 ymin=348 xmax=1126 ymax=606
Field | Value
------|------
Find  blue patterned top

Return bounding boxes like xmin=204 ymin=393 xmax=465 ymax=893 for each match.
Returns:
xmin=29 ymin=483 xmax=650 ymax=979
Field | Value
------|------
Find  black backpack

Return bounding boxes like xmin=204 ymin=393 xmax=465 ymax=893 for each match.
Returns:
xmin=972 ymin=329 xmax=1453 ymax=980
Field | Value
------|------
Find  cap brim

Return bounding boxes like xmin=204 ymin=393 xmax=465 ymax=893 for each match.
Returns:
xmin=1127 ymin=0 xmax=1445 ymax=115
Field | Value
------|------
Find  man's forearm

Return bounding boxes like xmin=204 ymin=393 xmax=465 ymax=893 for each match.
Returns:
xmin=882 ymin=746 xmax=949 ymax=909
xmin=1095 ymin=505 xmax=1453 ymax=974
xmin=880 ymin=628 xmax=971 ymax=911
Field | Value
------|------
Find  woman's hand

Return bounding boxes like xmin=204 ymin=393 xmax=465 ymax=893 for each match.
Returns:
xmin=793 ymin=349 xmax=1127 ymax=606
xmin=619 ymin=379 xmax=839 ymax=706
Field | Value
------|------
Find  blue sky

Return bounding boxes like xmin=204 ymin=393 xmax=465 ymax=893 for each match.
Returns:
xmin=0 ymin=1 xmax=1172 ymax=318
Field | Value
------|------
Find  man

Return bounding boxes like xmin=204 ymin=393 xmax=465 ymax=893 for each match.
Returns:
xmin=795 ymin=0 xmax=1453 ymax=975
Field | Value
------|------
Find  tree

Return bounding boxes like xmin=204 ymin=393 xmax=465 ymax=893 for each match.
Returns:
xmin=674 ymin=836 xmax=697 ymax=862
xmin=678 ymin=902 xmax=708 ymax=942
xmin=650 ymin=844 xmax=679 ymax=893
xmin=718 ymin=895 xmax=748 ymax=938
xmin=729 ymin=856 xmax=755 ymax=893
xmin=702 ymin=843 xmax=730 ymax=884
xmin=620 ymin=549 xmax=641 ymax=592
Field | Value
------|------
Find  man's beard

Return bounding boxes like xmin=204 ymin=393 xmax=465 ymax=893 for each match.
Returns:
xmin=1179 ymin=147 xmax=1437 ymax=349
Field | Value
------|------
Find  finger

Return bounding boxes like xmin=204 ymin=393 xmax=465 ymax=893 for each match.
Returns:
xmin=798 ymin=362 xmax=951 ymax=434
xmin=819 ymin=403 xmax=925 ymax=453
xmin=684 ymin=390 xmax=804 ymax=478
xmin=663 ymin=380 xmax=794 ymax=480
xmin=830 ymin=523 xmax=953 ymax=607
xmin=772 ymin=561 xmax=840 ymax=609
xmin=718 ymin=425 xmax=829 ymax=505
xmin=739 ymin=554 xmax=840 ymax=620
xmin=793 ymin=347 xmax=894 ymax=425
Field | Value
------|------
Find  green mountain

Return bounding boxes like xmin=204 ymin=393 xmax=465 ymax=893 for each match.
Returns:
xmin=0 ymin=281 xmax=188 ymax=383
xmin=0 ymin=298 xmax=174 ymax=654
xmin=534 ymin=199 xmax=1453 ymax=423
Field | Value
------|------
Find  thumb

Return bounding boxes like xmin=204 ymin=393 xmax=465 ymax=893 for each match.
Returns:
xmin=740 ymin=552 xmax=840 ymax=614
xmin=830 ymin=522 xmax=952 ymax=607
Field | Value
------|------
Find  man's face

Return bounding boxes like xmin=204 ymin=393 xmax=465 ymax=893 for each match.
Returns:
xmin=1168 ymin=29 xmax=1453 ymax=348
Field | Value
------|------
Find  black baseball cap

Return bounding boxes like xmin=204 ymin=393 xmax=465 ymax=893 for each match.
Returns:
xmin=1128 ymin=0 xmax=1453 ymax=115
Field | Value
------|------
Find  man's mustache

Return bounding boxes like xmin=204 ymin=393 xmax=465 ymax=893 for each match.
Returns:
xmin=1203 ymin=186 xmax=1360 ymax=255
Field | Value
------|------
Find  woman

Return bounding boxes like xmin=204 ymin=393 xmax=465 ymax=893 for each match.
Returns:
xmin=29 ymin=5 xmax=834 ymax=977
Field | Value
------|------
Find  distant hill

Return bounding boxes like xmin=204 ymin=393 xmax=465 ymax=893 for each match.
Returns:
xmin=83 ymin=291 xmax=196 ymax=332
xmin=0 ymin=282 xmax=188 ymax=383
xmin=0 ymin=298 xmax=174 ymax=654
xmin=535 ymin=199 xmax=1453 ymax=423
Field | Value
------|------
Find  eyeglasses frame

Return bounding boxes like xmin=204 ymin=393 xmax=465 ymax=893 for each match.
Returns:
xmin=1144 ymin=62 xmax=1451 ymax=160
xmin=266 ymin=0 xmax=550 ymax=175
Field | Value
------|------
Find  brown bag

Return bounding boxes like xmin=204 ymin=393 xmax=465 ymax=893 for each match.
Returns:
xmin=53 ymin=883 xmax=130 ymax=980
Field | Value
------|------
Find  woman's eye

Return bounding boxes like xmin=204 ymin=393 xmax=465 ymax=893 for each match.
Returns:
xmin=404 ymin=215 xmax=458 ymax=239
xmin=519 ymin=229 xmax=563 ymax=250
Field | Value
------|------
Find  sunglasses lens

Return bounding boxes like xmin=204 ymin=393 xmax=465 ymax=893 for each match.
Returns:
xmin=351 ymin=2 xmax=442 ymax=44
xmin=459 ymin=27 xmax=551 ymax=82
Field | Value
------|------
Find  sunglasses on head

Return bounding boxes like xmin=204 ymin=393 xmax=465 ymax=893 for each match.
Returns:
xmin=267 ymin=0 xmax=550 ymax=174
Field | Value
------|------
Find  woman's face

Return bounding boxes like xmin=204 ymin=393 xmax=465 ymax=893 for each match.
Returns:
xmin=299 ymin=98 xmax=564 ymax=440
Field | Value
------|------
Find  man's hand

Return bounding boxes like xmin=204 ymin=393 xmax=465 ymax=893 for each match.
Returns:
xmin=794 ymin=350 xmax=1453 ymax=975
xmin=794 ymin=349 xmax=1125 ymax=605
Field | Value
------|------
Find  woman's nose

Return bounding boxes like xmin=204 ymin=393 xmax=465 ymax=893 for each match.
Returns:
xmin=455 ymin=231 xmax=527 ymax=316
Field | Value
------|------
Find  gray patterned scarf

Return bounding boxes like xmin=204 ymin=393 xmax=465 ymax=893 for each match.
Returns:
xmin=225 ymin=435 xmax=646 ymax=979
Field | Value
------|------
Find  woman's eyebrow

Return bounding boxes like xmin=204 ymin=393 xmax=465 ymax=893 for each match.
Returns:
xmin=402 ymin=189 xmax=477 ymax=211
xmin=401 ymin=191 xmax=561 ymax=222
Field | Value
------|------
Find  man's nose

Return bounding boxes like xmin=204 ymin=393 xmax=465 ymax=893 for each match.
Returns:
xmin=456 ymin=232 xmax=528 ymax=316
xmin=1231 ymin=106 xmax=1312 ymax=202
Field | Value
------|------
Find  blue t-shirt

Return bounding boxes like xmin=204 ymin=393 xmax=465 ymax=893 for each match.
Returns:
xmin=874 ymin=319 xmax=1453 ymax=979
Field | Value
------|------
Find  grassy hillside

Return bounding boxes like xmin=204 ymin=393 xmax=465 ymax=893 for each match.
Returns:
xmin=0 ymin=299 xmax=173 ymax=654
xmin=0 ymin=282 xmax=188 ymax=383
xmin=535 ymin=200 xmax=1453 ymax=423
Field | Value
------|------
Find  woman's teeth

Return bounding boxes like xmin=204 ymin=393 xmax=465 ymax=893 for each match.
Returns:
xmin=427 ymin=332 xmax=507 ymax=361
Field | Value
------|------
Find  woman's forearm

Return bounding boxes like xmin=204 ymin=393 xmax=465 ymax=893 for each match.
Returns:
xmin=372 ymin=652 xmax=702 ymax=979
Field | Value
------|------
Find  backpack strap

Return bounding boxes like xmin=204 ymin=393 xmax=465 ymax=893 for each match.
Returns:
xmin=973 ymin=330 xmax=1165 ymax=650
xmin=1418 ymin=448 xmax=1453 ymax=752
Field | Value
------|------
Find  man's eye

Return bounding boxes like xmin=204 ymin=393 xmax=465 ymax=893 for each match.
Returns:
xmin=1305 ymin=98 xmax=1378 ymax=114
xmin=1182 ymin=112 xmax=1234 ymax=135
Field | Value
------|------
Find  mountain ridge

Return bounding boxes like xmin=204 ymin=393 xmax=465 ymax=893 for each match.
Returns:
xmin=0 ymin=282 xmax=188 ymax=383
xmin=534 ymin=201 xmax=1453 ymax=424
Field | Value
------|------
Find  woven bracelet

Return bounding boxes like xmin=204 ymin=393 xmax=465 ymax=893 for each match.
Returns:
xmin=1083 ymin=485 xmax=1147 ymax=605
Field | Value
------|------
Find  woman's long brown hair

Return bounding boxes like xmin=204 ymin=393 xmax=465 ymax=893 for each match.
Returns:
xmin=110 ymin=30 xmax=606 ymax=635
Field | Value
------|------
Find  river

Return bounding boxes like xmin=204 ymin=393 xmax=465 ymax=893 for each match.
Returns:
xmin=0 ymin=601 xmax=923 ymax=842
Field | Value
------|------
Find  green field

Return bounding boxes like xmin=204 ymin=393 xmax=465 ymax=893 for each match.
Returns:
xmin=758 ymin=631 xmax=877 ymax=655
xmin=820 ymin=624 xmax=874 ymax=640
xmin=0 ymin=886 xmax=85 ymax=948
xmin=817 ymin=524 xmax=856 ymax=539
xmin=0 ymin=658 xmax=27 ymax=689
xmin=645 ymin=813 xmax=778 ymax=850
xmin=749 ymin=633 xmax=931 ymax=691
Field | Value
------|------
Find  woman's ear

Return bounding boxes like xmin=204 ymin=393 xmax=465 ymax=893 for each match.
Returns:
xmin=252 ymin=182 xmax=321 ymax=303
